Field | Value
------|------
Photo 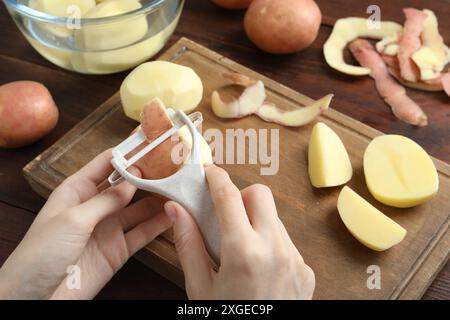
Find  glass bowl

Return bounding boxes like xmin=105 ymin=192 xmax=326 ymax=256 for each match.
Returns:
xmin=3 ymin=0 xmax=184 ymax=74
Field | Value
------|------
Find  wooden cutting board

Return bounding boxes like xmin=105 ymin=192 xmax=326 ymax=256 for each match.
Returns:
xmin=23 ymin=37 xmax=450 ymax=300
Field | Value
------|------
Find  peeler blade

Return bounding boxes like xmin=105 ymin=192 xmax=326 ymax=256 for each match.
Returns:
xmin=108 ymin=109 xmax=203 ymax=186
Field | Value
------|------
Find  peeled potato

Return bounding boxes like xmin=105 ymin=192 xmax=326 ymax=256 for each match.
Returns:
xmin=74 ymin=0 xmax=148 ymax=51
xmin=244 ymin=0 xmax=321 ymax=54
xmin=121 ymin=61 xmax=204 ymax=121
xmin=0 ymin=81 xmax=59 ymax=148
xmin=364 ymin=135 xmax=439 ymax=208
xmin=29 ymin=0 xmax=96 ymax=37
xmin=338 ymin=186 xmax=407 ymax=251
xmin=308 ymin=122 xmax=352 ymax=187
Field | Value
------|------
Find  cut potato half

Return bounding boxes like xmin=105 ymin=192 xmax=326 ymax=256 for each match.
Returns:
xmin=364 ymin=135 xmax=439 ymax=208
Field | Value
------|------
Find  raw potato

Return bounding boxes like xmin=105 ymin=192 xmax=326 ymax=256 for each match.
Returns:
xmin=29 ymin=0 xmax=96 ymax=17
xmin=337 ymin=186 xmax=407 ymax=251
xmin=324 ymin=17 xmax=403 ymax=75
xmin=308 ymin=122 xmax=352 ymax=188
xmin=211 ymin=0 xmax=253 ymax=10
xmin=26 ymin=36 xmax=73 ymax=70
xmin=71 ymin=10 xmax=180 ymax=74
xmin=121 ymin=61 xmax=204 ymax=121
xmin=364 ymin=135 xmax=439 ymax=208
xmin=75 ymin=0 xmax=148 ymax=51
xmin=244 ymin=0 xmax=321 ymax=54
xmin=28 ymin=0 xmax=96 ymax=37
xmin=131 ymin=98 xmax=212 ymax=180
xmin=256 ymin=95 xmax=332 ymax=127
xmin=0 ymin=81 xmax=59 ymax=148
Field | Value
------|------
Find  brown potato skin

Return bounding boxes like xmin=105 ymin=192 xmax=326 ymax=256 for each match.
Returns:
xmin=0 ymin=81 xmax=59 ymax=148
xmin=244 ymin=0 xmax=322 ymax=54
xmin=212 ymin=0 xmax=253 ymax=10
xmin=129 ymin=100 xmax=190 ymax=180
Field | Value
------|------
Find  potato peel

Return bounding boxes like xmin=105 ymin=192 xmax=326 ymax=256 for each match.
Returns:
xmin=212 ymin=73 xmax=333 ymax=127
xmin=324 ymin=17 xmax=403 ymax=76
xmin=256 ymin=95 xmax=333 ymax=127
xmin=211 ymin=80 xmax=266 ymax=118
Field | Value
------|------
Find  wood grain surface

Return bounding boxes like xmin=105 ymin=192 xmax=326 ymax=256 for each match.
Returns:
xmin=0 ymin=0 xmax=449 ymax=299
xmin=23 ymin=38 xmax=450 ymax=299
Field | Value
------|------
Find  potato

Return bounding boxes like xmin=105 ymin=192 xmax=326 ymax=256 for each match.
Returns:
xmin=211 ymin=0 xmax=253 ymax=10
xmin=131 ymin=98 xmax=212 ymax=179
xmin=28 ymin=0 xmax=96 ymax=38
xmin=121 ymin=61 xmax=203 ymax=121
xmin=0 ymin=81 xmax=58 ymax=148
xmin=338 ymin=186 xmax=406 ymax=251
xmin=74 ymin=0 xmax=148 ymax=51
xmin=364 ymin=135 xmax=439 ymax=208
xmin=244 ymin=0 xmax=322 ymax=54
xmin=308 ymin=122 xmax=352 ymax=187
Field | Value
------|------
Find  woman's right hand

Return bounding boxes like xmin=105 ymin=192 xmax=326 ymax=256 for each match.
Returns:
xmin=164 ymin=166 xmax=315 ymax=300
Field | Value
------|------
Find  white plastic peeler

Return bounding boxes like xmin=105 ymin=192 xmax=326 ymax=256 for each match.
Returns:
xmin=108 ymin=109 xmax=221 ymax=264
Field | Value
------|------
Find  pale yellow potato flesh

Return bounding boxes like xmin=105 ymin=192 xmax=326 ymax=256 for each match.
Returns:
xmin=324 ymin=17 xmax=403 ymax=75
xmin=364 ymin=135 xmax=439 ymax=208
xmin=29 ymin=0 xmax=96 ymax=16
xmin=29 ymin=0 xmax=96 ymax=37
xmin=375 ymin=33 xmax=400 ymax=56
xmin=74 ymin=0 xmax=148 ymax=51
xmin=211 ymin=81 xmax=266 ymax=118
xmin=257 ymin=94 xmax=333 ymax=127
xmin=308 ymin=122 xmax=352 ymax=188
xmin=71 ymin=9 xmax=180 ymax=74
xmin=411 ymin=46 xmax=447 ymax=81
xmin=121 ymin=61 xmax=204 ymax=121
xmin=411 ymin=10 xmax=450 ymax=81
xmin=337 ymin=186 xmax=407 ymax=251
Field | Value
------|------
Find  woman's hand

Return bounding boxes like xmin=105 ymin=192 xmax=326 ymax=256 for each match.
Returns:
xmin=0 ymin=149 xmax=172 ymax=299
xmin=165 ymin=166 xmax=315 ymax=300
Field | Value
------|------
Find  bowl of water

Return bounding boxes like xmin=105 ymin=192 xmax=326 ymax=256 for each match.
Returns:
xmin=3 ymin=0 xmax=184 ymax=74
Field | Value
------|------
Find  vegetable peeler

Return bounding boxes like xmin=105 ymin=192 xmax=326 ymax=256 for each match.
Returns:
xmin=108 ymin=109 xmax=221 ymax=265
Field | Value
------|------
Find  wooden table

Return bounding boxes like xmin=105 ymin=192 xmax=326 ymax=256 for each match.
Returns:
xmin=0 ymin=0 xmax=448 ymax=299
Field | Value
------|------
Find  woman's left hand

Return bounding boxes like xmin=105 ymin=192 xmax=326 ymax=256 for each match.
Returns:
xmin=0 ymin=149 xmax=172 ymax=299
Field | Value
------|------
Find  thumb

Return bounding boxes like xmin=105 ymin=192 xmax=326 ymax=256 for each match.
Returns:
xmin=164 ymin=201 xmax=213 ymax=294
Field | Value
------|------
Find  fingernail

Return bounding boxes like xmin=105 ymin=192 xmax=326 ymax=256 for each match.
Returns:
xmin=164 ymin=202 xmax=177 ymax=222
xmin=128 ymin=166 xmax=141 ymax=178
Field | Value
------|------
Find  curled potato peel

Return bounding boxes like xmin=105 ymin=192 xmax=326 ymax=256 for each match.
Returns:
xmin=211 ymin=74 xmax=333 ymax=127
xmin=324 ymin=17 xmax=403 ymax=75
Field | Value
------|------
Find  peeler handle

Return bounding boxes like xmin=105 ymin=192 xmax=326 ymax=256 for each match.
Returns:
xmin=111 ymin=160 xmax=221 ymax=265
xmin=164 ymin=165 xmax=221 ymax=265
